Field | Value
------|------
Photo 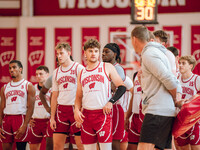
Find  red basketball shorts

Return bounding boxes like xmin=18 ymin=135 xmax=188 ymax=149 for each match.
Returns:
xmin=81 ymin=109 xmax=112 ymax=144
xmin=28 ymin=118 xmax=53 ymax=144
xmin=1 ymin=115 xmax=29 ymax=143
xmin=176 ymin=121 xmax=200 ymax=146
xmin=128 ymin=114 xmax=142 ymax=143
xmin=54 ymin=105 xmax=80 ymax=135
xmin=112 ymin=104 xmax=125 ymax=140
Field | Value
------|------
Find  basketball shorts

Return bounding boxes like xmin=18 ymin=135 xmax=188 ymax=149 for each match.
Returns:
xmin=54 ymin=105 xmax=80 ymax=135
xmin=112 ymin=104 xmax=125 ymax=140
xmin=28 ymin=118 xmax=53 ymax=144
xmin=120 ymin=130 xmax=128 ymax=143
xmin=81 ymin=109 xmax=112 ymax=144
xmin=176 ymin=121 xmax=200 ymax=146
xmin=1 ymin=115 xmax=29 ymax=143
xmin=128 ymin=114 xmax=142 ymax=144
xmin=140 ymin=113 xmax=175 ymax=150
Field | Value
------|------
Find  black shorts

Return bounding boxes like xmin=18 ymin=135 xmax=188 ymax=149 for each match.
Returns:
xmin=139 ymin=113 xmax=175 ymax=150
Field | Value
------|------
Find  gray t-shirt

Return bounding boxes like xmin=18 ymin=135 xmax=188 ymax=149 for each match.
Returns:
xmin=114 ymin=63 xmax=126 ymax=81
xmin=44 ymin=75 xmax=53 ymax=89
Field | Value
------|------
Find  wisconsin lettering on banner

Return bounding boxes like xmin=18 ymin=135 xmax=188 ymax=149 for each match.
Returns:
xmin=81 ymin=27 xmax=99 ymax=66
xmin=55 ymin=28 xmax=72 ymax=68
xmin=33 ymin=0 xmax=200 ymax=16
xmin=191 ymin=25 xmax=200 ymax=75
xmin=0 ymin=29 xmax=16 ymax=88
xmin=27 ymin=28 xmax=45 ymax=84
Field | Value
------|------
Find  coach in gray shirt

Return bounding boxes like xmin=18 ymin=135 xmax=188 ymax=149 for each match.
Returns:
xmin=131 ymin=26 xmax=178 ymax=150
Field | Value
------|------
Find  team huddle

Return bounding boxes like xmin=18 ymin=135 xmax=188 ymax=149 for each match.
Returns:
xmin=0 ymin=25 xmax=200 ymax=150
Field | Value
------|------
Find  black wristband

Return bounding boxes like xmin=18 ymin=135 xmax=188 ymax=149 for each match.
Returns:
xmin=109 ymin=85 xmax=126 ymax=104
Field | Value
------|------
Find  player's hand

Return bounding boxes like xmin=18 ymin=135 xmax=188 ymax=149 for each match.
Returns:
xmin=50 ymin=118 xmax=56 ymax=131
xmin=29 ymin=119 xmax=36 ymax=127
xmin=74 ymin=109 xmax=85 ymax=124
xmin=76 ymin=122 xmax=82 ymax=128
xmin=124 ymin=118 xmax=129 ymax=131
xmin=15 ymin=124 xmax=27 ymax=139
xmin=175 ymin=100 xmax=186 ymax=109
xmin=0 ymin=127 xmax=6 ymax=139
xmin=103 ymin=102 xmax=113 ymax=115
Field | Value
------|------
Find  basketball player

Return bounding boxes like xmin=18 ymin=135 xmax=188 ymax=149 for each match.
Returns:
xmin=74 ymin=39 xmax=126 ymax=150
xmin=125 ymin=71 xmax=143 ymax=150
xmin=153 ymin=30 xmax=177 ymax=76
xmin=50 ymin=43 xmax=84 ymax=150
xmin=167 ymin=46 xmax=180 ymax=77
xmin=131 ymin=26 xmax=178 ymax=150
xmin=0 ymin=60 xmax=35 ymax=150
xmin=102 ymin=43 xmax=126 ymax=150
xmin=176 ymin=55 xmax=200 ymax=150
xmin=39 ymin=61 xmax=77 ymax=150
xmin=28 ymin=65 xmax=53 ymax=150
xmin=120 ymin=76 xmax=133 ymax=150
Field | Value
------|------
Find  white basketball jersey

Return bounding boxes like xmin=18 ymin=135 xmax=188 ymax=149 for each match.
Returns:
xmin=81 ymin=62 xmax=111 ymax=110
xmin=52 ymin=62 xmax=84 ymax=105
xmin=132 ymin=75 xmax=142 ymax=114
xmin=121 ymin=76 xmax=133 ymax=112
xmin=178 ymin=74 xmax=200 ymax=99
xmin=4 ymin=79 xmax=29 ymax=115
xmin=32 ymin=84 xmax=51 ymax=119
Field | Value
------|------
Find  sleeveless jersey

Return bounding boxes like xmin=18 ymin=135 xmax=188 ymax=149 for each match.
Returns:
xmin=52 ymin=62 xmax=84 ymax=105
xmin=32 ymin=84 xmax=51 ymax=119
xmin=121 ymin=76 xmax=133 ymax=112
xmin=4 ymin=79 xmax=30 ymax=115
xmin=80 ymin=62 xmax=111 ymax=110
xmin=132 ymin=75 xmax=142 ymax=114
xmin=178 ymin=74 xmax=200 ymax=100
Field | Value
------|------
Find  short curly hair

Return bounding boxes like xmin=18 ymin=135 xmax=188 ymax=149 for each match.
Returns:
xmin=83 ymin=39 xmax=100 ymax=51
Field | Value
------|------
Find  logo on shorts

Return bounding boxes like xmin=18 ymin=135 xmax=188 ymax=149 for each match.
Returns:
xmin=11 ymin=96 xmax=17 ymax=102
xmin=89 ymin=82 xmax=95 ymax=89
xmin=99 ymin=131 xmax=105 ymax=137
xmin=190 ymin=135 xmax=195 ymax=140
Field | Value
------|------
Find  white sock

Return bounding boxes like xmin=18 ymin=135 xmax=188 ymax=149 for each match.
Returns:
xmin=99 ymin=143 xmax=112 ymax=150
xmin=83 ymin=143 xmax=97 ymax=150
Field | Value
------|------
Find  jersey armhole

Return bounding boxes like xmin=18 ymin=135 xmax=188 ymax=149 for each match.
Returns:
xmin=3 ymin=83 xmax=8 ymax=94
xmin=79 ymin=69 xmax=84 ymax=84
xmin=103 ymin=62 xmax=111 ymax=81
xmin=75 ymin=63 xmax=79 ymax=77
xmin=55 ymin=68 xmax=59 ymax=81
xmin=26 ymin=82 xmax=29 ymax=92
